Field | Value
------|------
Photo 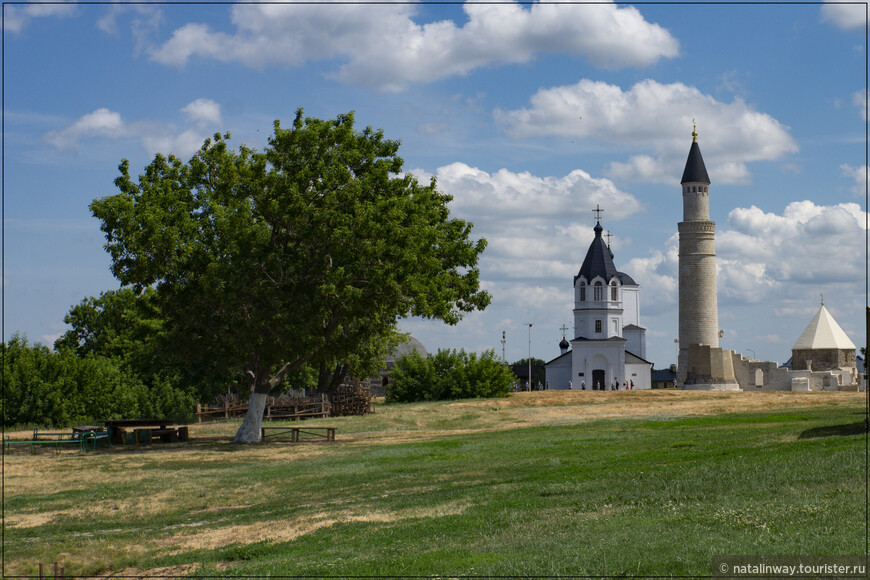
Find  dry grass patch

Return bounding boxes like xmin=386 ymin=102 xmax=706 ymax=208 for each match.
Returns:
xmin=156 ymin=499 xmax=472 ymax=554
xmin=109 ymin=563 xmax=200 ymax=578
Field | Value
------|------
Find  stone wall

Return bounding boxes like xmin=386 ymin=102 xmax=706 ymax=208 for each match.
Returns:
xmin=731 ymin=352 xmax=856 ymax=391
xmin=791 ymin=348 xmax=856 ymax=372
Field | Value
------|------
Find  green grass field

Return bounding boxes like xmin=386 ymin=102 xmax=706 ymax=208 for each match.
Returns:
xmin=4 ymin=390 xmax=867 ymax=577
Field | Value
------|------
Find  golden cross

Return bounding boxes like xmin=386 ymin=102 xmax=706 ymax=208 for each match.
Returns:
xmin=593 ymin=204 xmax=604 ymax=221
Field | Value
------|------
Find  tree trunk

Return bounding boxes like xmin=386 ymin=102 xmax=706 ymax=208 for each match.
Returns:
xmin=234 ymin=392 xmax=268 ymax=443
xmin=233 ymin=357 xmax=306 ymax=443
xmin=317 ymin=361 xmax=349 ymax=396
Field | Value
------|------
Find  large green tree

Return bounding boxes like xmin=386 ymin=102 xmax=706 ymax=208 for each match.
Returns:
xmin=91 ymin=109 xmax=490 ymax=442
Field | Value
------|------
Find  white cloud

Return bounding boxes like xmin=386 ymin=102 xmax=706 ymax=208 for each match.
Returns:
xmin=720 ymin=201 xmax=866 ymax=289
xmin=607 ymin=155 xmax=672 ymax=184
xmin=150 ymin=2 xmax=678 ymax=91
xmin=497 ymin=79 xmax=798 ymax=185
xmin=44 ymin=108 xmax=126 ymax=150
xmin=619 ymin=201 xmax=866 ymax=315
xmin=97 ymin=4 xmax=164 ymax=56
xmin=181 ymin=98 xmax=222 ymax=126
xmin=4 ymin=1 xmax=76 ymax=33
xmin=840 ymin=163 xmax=867 ymax=197
xmin=621 ymin=246 xmax=679 ymax=316
xmin=141 ymin=129 xmax=212 ymax=159
xmin=821 ymin=1 xmax=866 ymax=31
xmin=853 ymin=89 xmax=868 ymax=121
xmin=43 ymin=99 xmax=224 ymax=158
xmin=409 ymin=162 xmax=644 ymax=291
xmin=434 ymin=161 xmax=642 ymax=224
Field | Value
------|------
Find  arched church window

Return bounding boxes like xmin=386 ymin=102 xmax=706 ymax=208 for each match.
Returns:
xmin=579 ymin=281 xmax=586 ymax=301
xmin=593 ymin=281 xmax=603 ymax=301
xmin=610 ymin=281 xmax=618 ymax=301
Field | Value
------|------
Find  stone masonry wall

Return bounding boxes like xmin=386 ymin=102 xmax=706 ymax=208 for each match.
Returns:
xmin=792 ymin=349 xmax=856 ymax=372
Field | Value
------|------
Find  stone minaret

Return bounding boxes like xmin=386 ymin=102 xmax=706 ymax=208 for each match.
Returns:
xmin=677 ymin=126 xmax=719 ymax=384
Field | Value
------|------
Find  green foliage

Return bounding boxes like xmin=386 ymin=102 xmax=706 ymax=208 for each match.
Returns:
xmin=55 ymin=288 xmax=236 ymax=402
xmin=55 ymin=287 xmax=162 ymax=367
xmin=386 ymin=348 xmax=514 ymax=403
xmin=90 ymin=109 xmax=490 ymax=395
xmin=511 ymin=357 xmax=546 ymax=367
xmin=1 ymin=334 xmax=197 ymax=428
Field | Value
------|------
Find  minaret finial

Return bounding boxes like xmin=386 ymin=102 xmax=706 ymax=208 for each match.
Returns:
xmin=820 ymin=293 xmax=824 ymax=306
xmin=692 ymin=119 xmax=697 ymax=143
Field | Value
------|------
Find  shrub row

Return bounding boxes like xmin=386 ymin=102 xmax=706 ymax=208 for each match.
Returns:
xmin=2 ymin=335 xmax=197 ymax=428
xmin=386 ymin=348 xmax=514 ymax=403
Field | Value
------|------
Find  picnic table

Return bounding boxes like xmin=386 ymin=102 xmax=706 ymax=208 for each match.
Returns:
xmin=102 ymin=419 xmax=189 ymax=446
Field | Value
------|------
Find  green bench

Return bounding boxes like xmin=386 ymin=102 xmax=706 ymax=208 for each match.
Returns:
xmin=4 ymin=428 xmax=109 ymax=455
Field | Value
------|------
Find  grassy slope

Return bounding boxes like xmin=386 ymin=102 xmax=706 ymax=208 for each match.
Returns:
xmin=4 ymin=391 xmax=866 ymax=577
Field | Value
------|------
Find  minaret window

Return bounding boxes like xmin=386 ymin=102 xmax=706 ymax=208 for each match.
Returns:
xmin=579 ymin=281 xmax=586 ymax=301
xmin=594 ymin=281 xmax=603 ymax=301
xmin=610 ymin=281 xmax=618 ymax=301
xmin=595 ymin=320 xmax=602 ymax=333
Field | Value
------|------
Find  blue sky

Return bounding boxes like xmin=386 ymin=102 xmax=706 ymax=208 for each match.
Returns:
xmin=3 ymin=1 xmax=867 ymax=371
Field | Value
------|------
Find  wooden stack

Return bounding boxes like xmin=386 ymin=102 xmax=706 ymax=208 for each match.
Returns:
xmin=331 ymin=379 xmax=373 ymax=416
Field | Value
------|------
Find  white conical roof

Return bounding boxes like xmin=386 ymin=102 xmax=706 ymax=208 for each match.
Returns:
xmin=792 ymin=304 xmax=856 ymax=351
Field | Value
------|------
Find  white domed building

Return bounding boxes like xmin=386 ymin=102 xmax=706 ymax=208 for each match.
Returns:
xmin=545 ymin=219 xmax=653 ymax=390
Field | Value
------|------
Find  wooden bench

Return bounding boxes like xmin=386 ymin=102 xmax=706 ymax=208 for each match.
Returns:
xmin=260 ymin=426 xmax=336 ymax=443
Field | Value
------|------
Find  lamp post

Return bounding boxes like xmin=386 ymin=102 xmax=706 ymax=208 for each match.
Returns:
xmin=746 ymin=348 xmax=756 ymax=360
xmin=527 ymin=323 xmax=533 ymax=391
xmin=501 ymin=331 xmax=507 ymax=366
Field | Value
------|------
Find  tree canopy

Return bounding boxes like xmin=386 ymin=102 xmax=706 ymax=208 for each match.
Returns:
xmin=90 ymin=109 xmax=490 ymax=439
xmin=54 ymin=288 xmax=236 ymax=400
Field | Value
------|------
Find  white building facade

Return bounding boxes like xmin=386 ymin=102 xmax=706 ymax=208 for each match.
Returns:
xmin=545 ymin=221 xmax=652 ymax=390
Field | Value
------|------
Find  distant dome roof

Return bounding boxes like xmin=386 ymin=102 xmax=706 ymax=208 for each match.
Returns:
xmin=792 ymin=304 xmax=855 ymax=351
xmin=616 ymin=271 xmax=636 ymax=286
xmin=559 ymin=338 xmax=570 ymax=349
xmin=385 ymin=336 xmax=428 ymax=364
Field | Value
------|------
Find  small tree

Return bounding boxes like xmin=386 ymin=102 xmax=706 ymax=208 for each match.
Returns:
xmin=91 ymin=109 xmax=490 ymax=442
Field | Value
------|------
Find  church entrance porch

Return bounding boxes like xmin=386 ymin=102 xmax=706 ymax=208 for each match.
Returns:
xmin=592 ymin=369 xmax=606 ymax=390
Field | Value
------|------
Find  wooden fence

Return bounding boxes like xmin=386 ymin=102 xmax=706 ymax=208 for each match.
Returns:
xmin=195 ymin=394 xmax=330 ymax=423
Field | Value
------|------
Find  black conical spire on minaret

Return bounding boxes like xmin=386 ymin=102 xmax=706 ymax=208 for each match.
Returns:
xmin=680 ymin=123 xmax=710 ymax=185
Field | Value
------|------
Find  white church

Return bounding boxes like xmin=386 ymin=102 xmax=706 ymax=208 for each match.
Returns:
xmin=544 ymin=126 xmax=861 ymax=392
xmin=544 ymin=214 xmax=653 ymax=390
